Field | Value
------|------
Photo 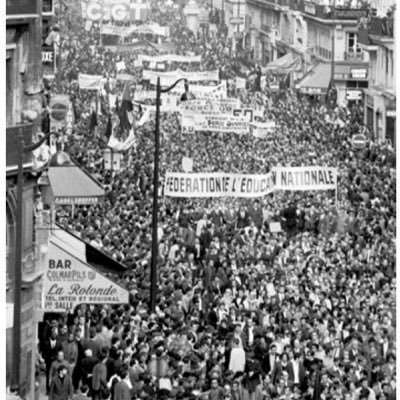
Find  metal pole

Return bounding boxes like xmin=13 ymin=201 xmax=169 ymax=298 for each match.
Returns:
xmin=331 ymin=0 xmax=336 ymax=83
xmin=150 ymin=77 xmax=161 ymax=313
xmin=11 ymin=129 xmax=24 ymax=394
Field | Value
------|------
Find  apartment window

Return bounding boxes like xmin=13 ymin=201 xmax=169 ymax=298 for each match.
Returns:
xmin=346 ymin=32 xmax=360 ymax=53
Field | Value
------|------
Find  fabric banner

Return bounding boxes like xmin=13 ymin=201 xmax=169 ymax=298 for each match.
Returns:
xmin=78 ymin=73 xmax=103 ymax=90
xmin=251 ymin=121 xmax=276 ymax=138
xmin=116 ymin=60 xmax=126 ymax=71
xmin=236 ymin=77 xmax=246 ymax=89
xmin=137 ymin=54 xmax=202 ymax=65
xmin=116 ymin=73 xmax=135 ymax=81
xmin=134 ymin=81 xmax=227 ymax=101
xmin=274 ymin=167 xmax=337 ymax=191
xmin=181 ymin=113 xmax=250 ymax=135
xmin=43 ymin=241 xmax=129 ymax=312
xmin=108 ymin=128 xmax=136 ymax=151
xmin=142 ymin=69 xmax=219 ymax=85
xmin=180 ymin=98 xmax=240 ymax=114
xmin=164 ymin=172 xmax=275 ymax=198
xmin=165 ymin=167 xmax=338 ymax=197
xmin=100 ymin=25 xmax=136 ymax=36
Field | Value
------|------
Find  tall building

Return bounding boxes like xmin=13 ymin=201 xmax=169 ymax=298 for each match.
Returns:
xmin=6 ymin=0 xmax=49 ymax=398
xmin=358 ymin=5 xmax=396 ymax=144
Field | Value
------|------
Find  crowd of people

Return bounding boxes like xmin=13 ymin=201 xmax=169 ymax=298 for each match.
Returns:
xmin=38 ymin=1 xmax=396 ymax=400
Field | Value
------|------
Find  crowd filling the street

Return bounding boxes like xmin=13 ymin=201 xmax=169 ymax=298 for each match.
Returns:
xmin=37 ymin=1 xmax=396 ymax=400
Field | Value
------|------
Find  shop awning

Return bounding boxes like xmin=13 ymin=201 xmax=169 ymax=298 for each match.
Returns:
xmin=54 ymin=224 xmax=128 ymax=275
xmin=296 ymin=63 xmax=331 ymax=95
xmin=48 ymin=166 xmax=104 ymax=205
xmin=265 ymin=52 xmax=301 ymax=73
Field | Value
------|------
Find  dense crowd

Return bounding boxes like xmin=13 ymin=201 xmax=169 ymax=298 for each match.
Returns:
xmin=38 ymin=2 xmax=396 ymax=400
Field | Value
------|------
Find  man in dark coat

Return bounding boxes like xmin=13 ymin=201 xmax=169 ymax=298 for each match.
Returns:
xmin=42 ymin=327 xmax=63 ymax=393
xmin=48 ymin=365 xmax=73 ymax=400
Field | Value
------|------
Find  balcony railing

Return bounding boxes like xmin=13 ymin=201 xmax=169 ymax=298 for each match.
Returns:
xmin=344 ymin=51 xmax=364 ymax=61
xmin=6 ymin=124 xmax=33 ymax=170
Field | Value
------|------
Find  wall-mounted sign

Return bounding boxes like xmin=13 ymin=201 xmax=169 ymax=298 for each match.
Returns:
xmin=346 ymin=89 xmax=362 ymax=101
xmin=350 ymin=68 xmax=367 ymax=80
xmin=54 ymin=196 xmax=100 ymax=205
xmin=304 ymin=1 xmax=316 ymax=15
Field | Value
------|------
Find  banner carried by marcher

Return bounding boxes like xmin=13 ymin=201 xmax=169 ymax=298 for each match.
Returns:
xmin=134 ymin=81 xmax=227 ymax=101
xmin=274 ymin=167 xmax=338 ymax=191
xmin=251 ymin=121 xmax=276 ymax=138
xmin=181 ymin=113 xmax=250 ymax=135
xmin=165 ymin=167 xmax=338 ymax=197
xmin=137 ymin=54 xmax=201 ymax=65
xmin=78 ymin=73 xmax=103 ymax=90
xmin=164 ymin=172 xmax=275 ymax=198
xmin=100 ymin=24 xmax=136 ymax=36
xmin=116 ymin=73 xmax=135 ymax=81
xmin=142 ymin=69 xmax=219 ymax=85
xmin=180 ymin=98 xmax=240 ymax=114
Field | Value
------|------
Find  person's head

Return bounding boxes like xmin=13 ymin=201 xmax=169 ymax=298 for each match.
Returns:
xmin=57 ymin=365 xmax=67 ymax=377
xmin=80 ymin=384 xmax=89 ymax=395
xmin=57 ymin=350 xmax=64 ymax=361
xmin=210 ymin=378 xmax=219 ymax=389
xmin=270 ymin=344 xmax=277 ymax=354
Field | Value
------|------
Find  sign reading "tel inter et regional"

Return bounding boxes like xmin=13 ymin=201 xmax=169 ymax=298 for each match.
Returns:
xmin=43 ymin=242 xmax=129 ymax=311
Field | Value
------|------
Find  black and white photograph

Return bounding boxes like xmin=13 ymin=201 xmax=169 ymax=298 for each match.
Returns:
xmin=4 ymin=0 xmax=398 ymax=399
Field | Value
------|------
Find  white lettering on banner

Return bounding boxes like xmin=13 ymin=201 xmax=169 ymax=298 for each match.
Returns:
xmin=274 ymin=167 xmax=337 ymax=191
xmin=180 ymin=98 xmax=240 ymax=114
xmin=43 ymin=242 xmax=129 ymax=312
xmin=142 ymin=69 xmax=219 ymax=85
xmin=78 ymin=73 xmax=103 ymax=90
xmin=137 ymin=54 xmax=202 ymax=64
xmin=164 ymin=172 xmax=276 ymax=198
xmin=165 ymin=167 xmax=338 ymax=197
xmin=182 ymin=113 xmax=250 ymax=134
xmin=134 ymin=81 xmax=227 ymax=101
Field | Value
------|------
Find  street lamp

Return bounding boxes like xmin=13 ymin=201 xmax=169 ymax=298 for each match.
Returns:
xmin=11 ymin=128 xmax=53 ymax=395
xmin=150 ymin=77 xmax=194 ymax=313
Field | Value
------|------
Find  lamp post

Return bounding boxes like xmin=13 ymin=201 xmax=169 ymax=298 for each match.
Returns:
xmin=11 ymin=128 xmax=53 ymax=395
xmin=150 ymin=77 xmax=194 ymax=313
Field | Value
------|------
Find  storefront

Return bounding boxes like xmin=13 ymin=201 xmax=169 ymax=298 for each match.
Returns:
xmin=334 ymin=64 xmax=369 ymax=107
xmin=363 ymin=86 xmax=396 ymax=144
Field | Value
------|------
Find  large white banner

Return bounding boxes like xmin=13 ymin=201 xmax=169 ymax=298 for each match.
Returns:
xmin=138 ymin=54 xmax=201 ymax=64
xmin=134 ymin=81 xmax=227 ymax=101
xmin=78 ymin=73 xmax=103 ymax=90
xmin=274 ymin=167 xmax=337 ymax=191
xmin=44 ymin=241 xmax=129 ymax=312
xmin=181 ymin=113 xmax=250 ymax=134
xmin=164 ymin=172 xmax=275 ymax=198
xmin=142 ymin=68 xmax=219 ymax=85
xmin=165 ymin=167 xmax=338 ymax=197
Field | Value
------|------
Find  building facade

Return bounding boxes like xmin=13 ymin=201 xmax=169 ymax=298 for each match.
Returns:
xmin=6 ymin=0 xmax=52 ymax=398
xmin=358 ymin=9 xmax=396 ymax=144
xmin=245 ymin=0 xmax=371 ymax=106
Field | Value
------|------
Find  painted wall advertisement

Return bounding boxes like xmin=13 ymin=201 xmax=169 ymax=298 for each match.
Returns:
xmin=43 ymin=241 xmax=129 ymax=312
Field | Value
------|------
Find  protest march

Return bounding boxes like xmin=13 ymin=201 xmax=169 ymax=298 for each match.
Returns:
xmin=33 ymin=1 xmax=397 ymax=400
